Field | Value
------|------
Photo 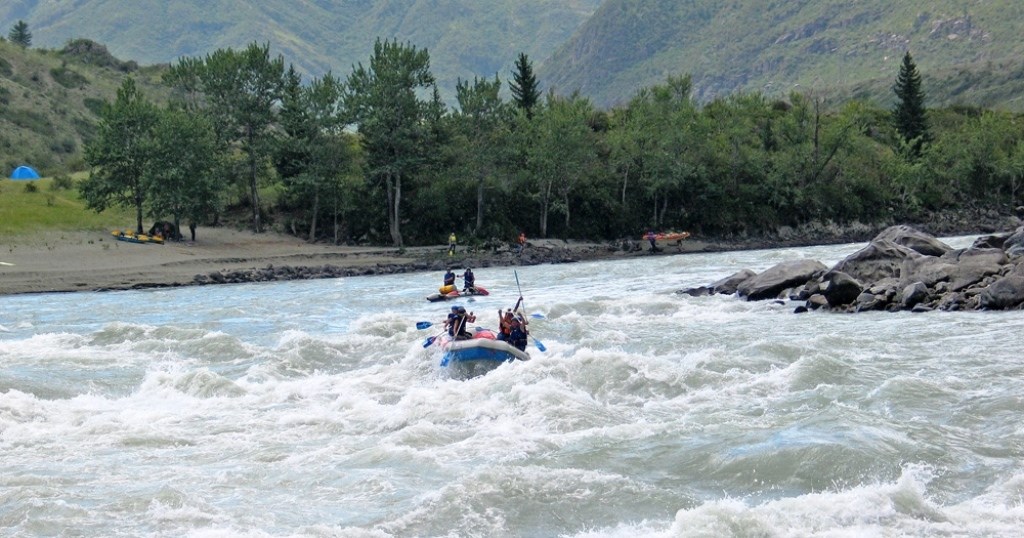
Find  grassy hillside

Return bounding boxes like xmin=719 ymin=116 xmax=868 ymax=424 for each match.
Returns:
xmin=539 ymin=0 xmax=1024 ymax=109
xmin=0 ymin=39 xmax=170 ymax=177
xmin=1 ymin=0 xmax=601 ymax=103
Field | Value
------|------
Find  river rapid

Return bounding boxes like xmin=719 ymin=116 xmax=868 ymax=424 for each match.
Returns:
xmin=2 ymin=236 xmax=1023 ymax=537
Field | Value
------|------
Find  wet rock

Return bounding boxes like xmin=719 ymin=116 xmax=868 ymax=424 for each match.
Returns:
xmin=820 ymin=271 xmax=863 ymax=307
xmin=874 ymin=224 xmax=953 ymax=256
xmin=900 ymin=281 xmax=929 ymax=309
xmin=738 ymin=259 xmax=828 ymax=301
xmin=806 ymin=294 xmax=829 ymax=310
xmin=978 ymin=275 xmax=1024 ymax=309
xmin=831 ymin=239 xmax=922 ymax=283
xmin=709 ymin=268 xmax=756 ymax=295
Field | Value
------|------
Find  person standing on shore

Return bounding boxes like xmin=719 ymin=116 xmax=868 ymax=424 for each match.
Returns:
xmin=516 ymin=231 xmax=526 ymax=255
xmin=645 ymin=230 xmax=659 ymax=253
xmin=448 ymin=232 xmax=457 ymax=256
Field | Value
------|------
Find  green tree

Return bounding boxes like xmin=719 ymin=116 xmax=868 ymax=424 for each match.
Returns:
xmin=519 ymin=92 xmax=600 ymax=237
xmin=8 ymin=20 xmax=31 ymax=48
xmin=166 ymin=42 xmax=286 ymax=233
xmin=145 ymin=107 xmax=222 ymax=241
xmin=453 ymin=75 xmax=512 ymax=235
xmin=893 ymin=51 xmax=931 ymax=158
xmin=276 ymin=70 xmax=355 ymax=243
xmin=625 ymin=76 xmax=703 ymax=230
xmin=80 ymin=78 xmax=159 ymax=234
xmin=344 ymin=38 xmax=438 ymax=247
xmin=509 ymin=53 xmax=540 ymax=119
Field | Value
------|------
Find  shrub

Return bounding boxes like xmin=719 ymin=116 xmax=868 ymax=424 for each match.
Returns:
xmin=24 ymin=182 xmax=38 ymax=193
xmin=82 ymin=97 xmax=106 ymax=115
xmin=52 ymin=174 xmax=73 ymax=190
xmin=49 ymin=137 xmax=76 ymax=154
xmin=50 ymin=66 xmax=89 ymax=89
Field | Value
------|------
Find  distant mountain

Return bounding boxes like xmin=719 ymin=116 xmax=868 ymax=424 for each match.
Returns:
xmin=539 ymin=0 xmax=1024 ymax=110
xmin=5 ymin=1 xmax=1023 ymax=113
xmin=0 ymin=0 xmax=601 ymax=102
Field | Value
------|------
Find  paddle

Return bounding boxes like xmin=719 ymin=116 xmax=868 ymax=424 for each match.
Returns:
xmin=514 ymin=270 xmax=545 ymax=353
xmin=416 ymin=321 xmax=436 ymax=330
xmin=422 ymin=329 xmax=445 ymax=348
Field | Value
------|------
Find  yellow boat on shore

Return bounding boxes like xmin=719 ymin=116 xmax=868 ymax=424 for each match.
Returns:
xmin=111 ymin=229 xmax=165 ymax=245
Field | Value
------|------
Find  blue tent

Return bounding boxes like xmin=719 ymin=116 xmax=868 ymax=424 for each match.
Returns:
xmin=10 ymin=165 xmax=41 ymax=180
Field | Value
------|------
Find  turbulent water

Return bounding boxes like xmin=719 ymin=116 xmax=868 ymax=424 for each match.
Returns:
xmin=2 ymin=237 xmax=1023 ymax=537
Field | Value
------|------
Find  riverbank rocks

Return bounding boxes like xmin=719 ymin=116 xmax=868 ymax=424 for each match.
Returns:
xmin=683 ymin=224 xmax=1024 ymax=312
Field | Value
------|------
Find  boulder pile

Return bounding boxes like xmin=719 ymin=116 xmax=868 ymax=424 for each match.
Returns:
xmin=680 ymin=225 xmax=1024 ymax=312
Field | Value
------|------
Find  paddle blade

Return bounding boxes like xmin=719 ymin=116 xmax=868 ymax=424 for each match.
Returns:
xmin=422 ymin=336 xmax=437 ymax=348
xmin=530 ymin=313 xmax=545 ymax=319
xmin=533 ymin=339 xmax=546 ymax=352
xmin=416 ymin=321 xmax=433 ymax=330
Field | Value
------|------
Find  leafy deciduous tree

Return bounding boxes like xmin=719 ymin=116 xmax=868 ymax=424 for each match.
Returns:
xmin=145 ymin=108 xmax=222 ymax=240
xmin=453 ymin=75 xmax=511 ymax=235
xmin=80 ymin=78 xmax=159 ymax=234
xmin=344 ymin=38 xmax=438 ymax=247
xmin=167 ymin=42 xmax=286 ymax=233
xmin=520 ymin=92 xmax=600 ymax=237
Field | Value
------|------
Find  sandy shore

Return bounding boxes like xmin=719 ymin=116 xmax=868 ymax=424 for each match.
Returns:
xmin=0 ymin=228 xmax=423 ymax=295
xmin=0 ymin=227 xmax=714 ymax=296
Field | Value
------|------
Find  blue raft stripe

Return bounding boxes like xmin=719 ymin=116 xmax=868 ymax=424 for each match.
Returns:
xmin=440 ymin=338 xmax=529 ymax=367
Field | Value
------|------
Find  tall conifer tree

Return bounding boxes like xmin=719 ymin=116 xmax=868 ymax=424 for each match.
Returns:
xmin=509 ymin=53 xmax=540 ymax=119
xmin=892 ymin=51 xmax=931 ymax=157
xmin=8 ymin=20 xmax=31 ymax=48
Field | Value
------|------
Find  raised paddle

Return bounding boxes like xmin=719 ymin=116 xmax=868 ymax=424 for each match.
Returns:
xmin=514 ymin=270 xmax=545 ymax=353
xmin=416 ymin=321 xmax=437 ymax=330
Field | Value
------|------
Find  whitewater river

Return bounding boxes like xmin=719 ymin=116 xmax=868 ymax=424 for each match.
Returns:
xmin=2 ymin=236 xmax=1023 ymax=537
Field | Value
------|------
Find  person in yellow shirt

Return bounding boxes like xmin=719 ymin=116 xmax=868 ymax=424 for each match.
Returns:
xmin=448 ymin=232 xmax=457 ymax=256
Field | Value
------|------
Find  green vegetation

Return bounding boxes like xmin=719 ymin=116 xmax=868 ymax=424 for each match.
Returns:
xmin=509 ymin=53 xmax=540 ymax=119
xmin=0 ymin=39 xmax=170 ymax=177
xmin=8 ymin=20 xmax=30 ymax=48
xmin=893 ymin=52 xmax=932 ymax=158
xmin=6 ymin=32 xmax=1024 ymax=250
xmin=0 ymin=176 xmax=134 ymax=236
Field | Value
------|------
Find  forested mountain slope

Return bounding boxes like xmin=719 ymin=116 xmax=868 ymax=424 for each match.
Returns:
xmin=540 ymin=0 xmax=1024 ymax=109
xmin=0 ymin=0 xmax=600 ymax=102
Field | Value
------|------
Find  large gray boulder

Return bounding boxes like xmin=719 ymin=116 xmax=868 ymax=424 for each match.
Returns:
xmin=831 ymin=240 xmax=923 ymax=283
xmin=899 ymin=281 xmax=930 ymax=309
xmin=942 ymin=248 xmax=1008 ymax=291
xmin=738 ymin=259 xmax=827 ymax=301
xmin=1004 ymin=226 xmax=1024 ymax=257
xmin=873 ymin=224 xmax=953 ymax=256
xmin=977 ymin=275 xmax=1024 ymax=309
xmin=899 ymin=255 xmax=957 ymax=288
xmin=710 ymin=268 xmax=757 ymax=295
xmin=820 ymin=271 xmax=863 ymax=307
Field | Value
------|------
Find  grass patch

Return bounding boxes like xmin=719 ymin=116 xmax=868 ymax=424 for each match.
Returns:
xmin=0 ymin=176 xmax=135 ymax=237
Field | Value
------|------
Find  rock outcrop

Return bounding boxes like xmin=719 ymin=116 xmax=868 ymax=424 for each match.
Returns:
xmin=682 ymin=225 xmax=1024 ymax=312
